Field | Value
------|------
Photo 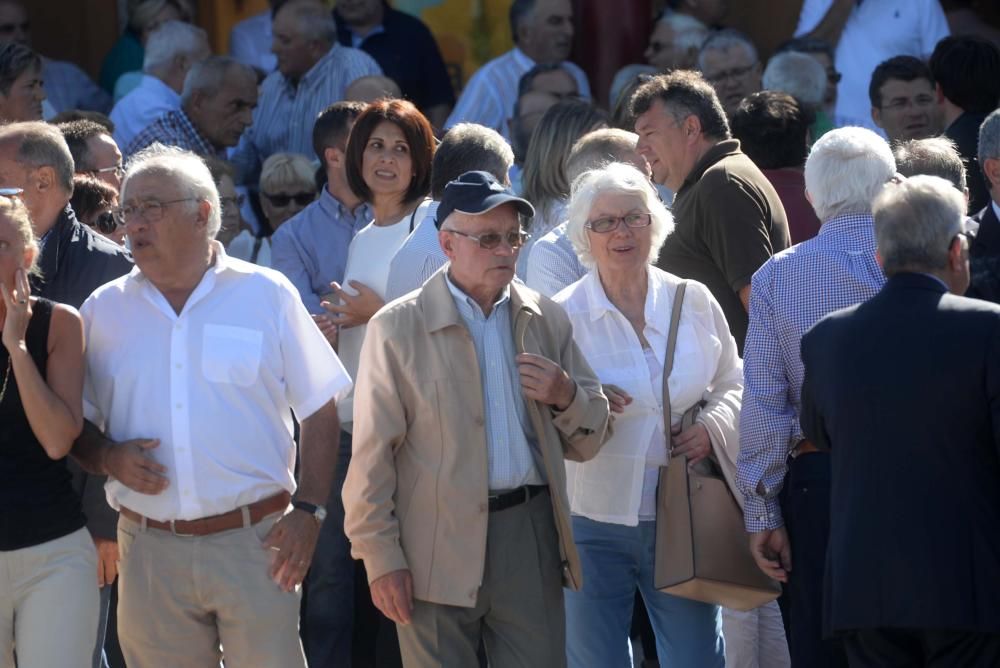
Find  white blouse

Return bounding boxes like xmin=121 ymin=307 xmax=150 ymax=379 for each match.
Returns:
xmin=553 ymin=266 xmax=743 ymax=526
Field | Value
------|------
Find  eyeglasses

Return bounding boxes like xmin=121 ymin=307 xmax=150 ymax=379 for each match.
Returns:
xmin=263 ymin=191 xmax=314 ymax=207
xmin=92 ymin=211 xmax=122 ymax=234
xmin=585 ymin=213 xmax=652 ymax=234
xmin=220 ymin=194 xmax=246 ymax=209
xmin=88 ymin=164 xmax=125 ymax=179
xmin=443 ymin=228 xmax=530 ymax=250
xmin=113 ymin=198 xmax=199 ymax=225
xmin=704 ymin=63 xmax=758 ymax=84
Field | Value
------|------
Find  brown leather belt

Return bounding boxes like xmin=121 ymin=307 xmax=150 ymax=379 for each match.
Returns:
xmin=791 ymin=439 xmax=820 ymax=458
xmin=120 ymin=491 xmax=290 ymax=536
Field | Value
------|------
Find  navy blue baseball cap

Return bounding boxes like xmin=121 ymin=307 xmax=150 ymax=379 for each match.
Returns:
xmin=434 ymin=171 xmax=535 ymax=229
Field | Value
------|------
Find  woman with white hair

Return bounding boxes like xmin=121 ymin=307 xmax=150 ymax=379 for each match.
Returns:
xmin=554 ymin=162 xmax=742 ymax=667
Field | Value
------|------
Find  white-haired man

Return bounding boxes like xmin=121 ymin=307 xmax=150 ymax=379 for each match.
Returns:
xmin=698 ymin=29 xmax=762 ymax=118
xmin=109 ymin=20 xmax=210 ymax=150
xmin=737 ymin=127 xmax=897 ymax=667
xmin=71 ymin=146 xmax=351 ymax=668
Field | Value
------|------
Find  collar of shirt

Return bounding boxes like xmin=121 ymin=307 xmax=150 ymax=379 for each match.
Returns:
xmin=580 ymin=268 xmax=668 ymax=340
xmin=917 ymin=272 xmax=950 ymax=291
xmin=816 ymin=212 xmax=878 ymax=252
xmin=141 ymin=73 xmax=181 ymax=105
xmin=511 ymin=46 xmax=539 ymax=70
xmin=126 ymin=242 xmax=249 ymax=315
xmin=349 ymin=23 xmax=385 ymax=48
xmin=318 ymin=187 xmax=371 ymax=229
xmin=444 ymin=270 xmax=511 ymax=320
xmin=992 ymin=200 xmax=1000 ymax=224
xmin=680 ymin=139 xmax=742 ymax=192
xmin=282 ymin=44 xmax=343 ymax=94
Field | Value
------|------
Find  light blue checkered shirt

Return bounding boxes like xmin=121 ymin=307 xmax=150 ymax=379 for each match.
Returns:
xmin=444 ymin=273 xmax=543 ymax=490
xmin=737 ymin=213 xmax=886 ymax=532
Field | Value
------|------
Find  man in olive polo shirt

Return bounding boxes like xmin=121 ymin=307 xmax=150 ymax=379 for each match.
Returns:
xmin=632 ymin=70 xmax=789 ymax=351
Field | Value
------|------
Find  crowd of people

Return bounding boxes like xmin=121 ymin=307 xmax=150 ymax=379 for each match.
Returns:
xmin=1 ymin=0 xmax=1000 ymax=667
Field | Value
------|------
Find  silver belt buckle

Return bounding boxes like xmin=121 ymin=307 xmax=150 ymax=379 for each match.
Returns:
xmin=169 ymin=519 xmax=195 ymax=537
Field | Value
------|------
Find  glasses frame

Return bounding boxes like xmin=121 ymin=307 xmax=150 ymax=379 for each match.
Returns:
xmin=584 ymin=212 xmax=653 ymax=234
xmin=704 ymin=62 xmax=759 ymax=85
xmin=92 ymin=210 xmax=122 ymax=234
xmin=442 ymin=227 xmax=530 ymax=250
xmin=113 ymin=197 xmax=199 ymax=225
xmin=89 ymin=164 xmax=125 ymax=179
xmin=262 ymin=191 xmax=315 ymax=208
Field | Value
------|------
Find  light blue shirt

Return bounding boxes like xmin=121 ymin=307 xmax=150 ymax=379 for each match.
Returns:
xmin=43 ymin=58 xmax=111 ymax=114
xmin=524 ymin=222 xmax=586 ymax=298
xmin=110 ymin=74 xmax=180 ymax=151
xmin=270 ymin=188 xmax=372 ymax=314
xmin=444 ymin=273 xmax=543 ymax=490
xmin=384 ymin=201 xmax=446 ymax=302
xmin=230 ymin=43 xmax=381 ymax=184
xmin=229 ymin=10 xmax=277 ymax=74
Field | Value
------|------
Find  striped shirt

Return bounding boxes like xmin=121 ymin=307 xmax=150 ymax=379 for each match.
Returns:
xmin=229 ymin=43 xmax=381 ymax=184
xmin=42 ymin=58 xmax=111 ymax=114
xmin=125 ymin=109 xmax=222 ymax=159
xmin=384 ymin=201 xmax=446 ymax=301
xmin=524 ymin=222 xmax=586 ymax=298
xmin=445 ymin=47 xmax=591 ymax=141
xmin=736 ymin=213 xmax=886 ymax=532
xmin=445 ymin=272 xmax=542 ymax=490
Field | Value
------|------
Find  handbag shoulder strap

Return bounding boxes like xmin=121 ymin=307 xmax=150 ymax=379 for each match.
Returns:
xmin=662 ymin=281 xmax=687 ymax=455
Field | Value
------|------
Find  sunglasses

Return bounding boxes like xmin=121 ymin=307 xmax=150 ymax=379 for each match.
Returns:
xmin=263 ymin=191 xmax=314 ymax=207
xmin=93 ymin=210 xmax=122 ymax=234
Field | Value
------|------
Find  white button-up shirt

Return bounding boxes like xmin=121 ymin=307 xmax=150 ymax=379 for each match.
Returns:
xmin=553 ymin=267 xmax=742 ymax=526
xmin=110 ymin=74 xmax=181 ymax=151
xmin=81 ymin=244 xmax=352 ymax=522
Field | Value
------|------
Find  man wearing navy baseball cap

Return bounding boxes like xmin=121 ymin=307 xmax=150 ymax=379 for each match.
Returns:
xmin=344 ymin=171 xmax=612 ymax=667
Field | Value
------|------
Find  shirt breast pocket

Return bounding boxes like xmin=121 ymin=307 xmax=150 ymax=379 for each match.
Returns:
xmin=201 ymin=324 xmax=264 ymax=387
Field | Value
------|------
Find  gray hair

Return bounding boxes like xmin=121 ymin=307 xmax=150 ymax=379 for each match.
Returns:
xmin=657 ymin=11 xmax=710 ymax=52
xmin=566 ymin=128 xmax=639 ymax=183
xmin=143 ymin=20 xmax=208 ymax=74
xmin=431 ymin=123 xmax=514 ymax=200
xmin=123 ymin=144 xmax=221 ymax=240
xmin=873 ymin=175 xmax=966 ymax=276
xmin=0 ymin=121 xmax=75 ymax=194
xmin=978 ymin=108 xmax=1000 ymax=183
xmin=181 ymin=56 xmax=254 ymax=104
xmin=566 ymin=162 xmax=673 ymax=270
xmin=762 ymin=51 xmax=827 ymax=107
xmin=698 ymin=29 xmax=759 ymax=70
xmin=893 ymin=137 xmax=967 ymax=192
xmin=804 ymin=126 xmax=896 ymax=221
xmin=280 ymin=0 xmax=337 ymax=45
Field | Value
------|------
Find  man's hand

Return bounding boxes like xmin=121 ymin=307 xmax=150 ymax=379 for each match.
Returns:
xmin=749 ymin=527 xmax=792 ymax=583
xmin=311 ymin=313 xmax=338 ymax=348
xmin=321 ymin=280 xmax=385 ymax=329
xmin=516 ymin=353 xmax=575 ymax=410
xmin=93 ymin=536 xmax=119 ymax=587
xmin=370 ymin=569 xmax=414 ymax=625
xmin=103 ymin=439 xmax=168 ymax=494
xmin=603 ymin=384 xmax=632 ymax=414
xmin=261 ymin=509 xmax=321 ymax=592
xmin=671 ymin=422 xmax=712 ymax=467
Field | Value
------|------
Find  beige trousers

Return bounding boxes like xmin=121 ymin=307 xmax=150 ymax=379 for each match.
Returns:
xmin=396 ymin=490 xmax=567 ymax=668
xmin=0 ymin=527 xmax=99 ymax=668
xmin=116 ymin=512 xmax=305 ymax=668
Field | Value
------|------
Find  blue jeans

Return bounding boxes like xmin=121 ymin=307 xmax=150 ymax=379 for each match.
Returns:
xmin=565 ymin=516 xmax=725 ymax=668
xmin=301 ymin=431 xmax=355 ymax=668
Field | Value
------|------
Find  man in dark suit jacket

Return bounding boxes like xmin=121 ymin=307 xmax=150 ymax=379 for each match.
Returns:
xmin=800 ymin=175 xmax=1000 ymax=667
xmin=968 ymin=108 xmax=1000 ymax=304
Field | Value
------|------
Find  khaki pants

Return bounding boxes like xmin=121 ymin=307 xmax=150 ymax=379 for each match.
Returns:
xmin=117 ymin=512 xmax=305 ymax=668
xmin=396 ymin=490 xmax=566 ymax=668
xmin=0 ymin=527 xmax=99 ymax=668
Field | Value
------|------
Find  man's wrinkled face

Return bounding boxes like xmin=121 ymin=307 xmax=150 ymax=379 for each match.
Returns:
xmin=272 ymin=7 xmax=323 ymax=80
xmin=439 ymin=204 xmax=522 ymax=300
xmin=701 ymin=44 xmax=761 ymax=117
xmin=518 ymin=0 xmax=574 ymax=64
xmin=194 ymin=70 xmax=259 ymax=149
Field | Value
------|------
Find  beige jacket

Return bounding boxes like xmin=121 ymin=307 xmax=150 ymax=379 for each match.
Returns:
xmin=343 ymin=270 xmax=612 ymax=608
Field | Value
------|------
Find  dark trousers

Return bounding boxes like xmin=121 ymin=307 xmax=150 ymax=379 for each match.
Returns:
xmin=301 ymin=430 xmax=358 ymax=667
xmin=844 ymin=628 xmax=1000 ymax=668
xmin=781 ymin=453 xmax=847 ymax=668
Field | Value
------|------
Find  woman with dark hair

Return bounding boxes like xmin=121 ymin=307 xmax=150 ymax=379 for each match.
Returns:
xmin=71 ymin=175 xmax=124 ymax=246
xmin=0 ymin=195 xmax=97 ymax=664
xmin=323 ymin=97 xmax=434 ymax=432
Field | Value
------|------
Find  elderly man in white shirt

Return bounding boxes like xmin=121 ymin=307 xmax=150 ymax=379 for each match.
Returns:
xmin=445 ymin=0 xmax=590 ymax=141
xmin=110 ymin=20 xmax=210 ymax=151
xmin=70 ymin=145 xmax=350 ymax=668
xmin=553 ymin=162 xmax=742 ymax=667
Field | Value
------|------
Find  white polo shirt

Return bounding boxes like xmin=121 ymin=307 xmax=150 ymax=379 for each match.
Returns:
xmin=795 ymin=0 xmax=949 ymax=130
xmin=82 ymin=243 xmax=352 ymax=522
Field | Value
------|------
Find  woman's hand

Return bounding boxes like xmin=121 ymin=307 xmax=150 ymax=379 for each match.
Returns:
xmin=321 ymin=281 xmax=385 ymax=329
xmin=671 ymin=421 xmax=711 ymax=466
xmin=603 ymin=384 xmax=632 ymax=414
xmin=1 ymin=268 xmax=32 ymax=355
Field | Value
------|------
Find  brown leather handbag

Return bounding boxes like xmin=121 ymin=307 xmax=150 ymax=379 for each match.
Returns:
xmin=652 ymin=282 xmax=781 ymax=612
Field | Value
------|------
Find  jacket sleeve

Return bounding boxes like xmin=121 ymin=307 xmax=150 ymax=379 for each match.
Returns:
xmin=341 ymin=312 xmax=410 ymax=583
xmin=548 ymin=308 xmax=612 ymax=463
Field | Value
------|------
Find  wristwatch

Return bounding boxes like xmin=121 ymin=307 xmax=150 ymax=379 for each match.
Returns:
xmin=292 ymin=500 xmax=327 ymax=525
